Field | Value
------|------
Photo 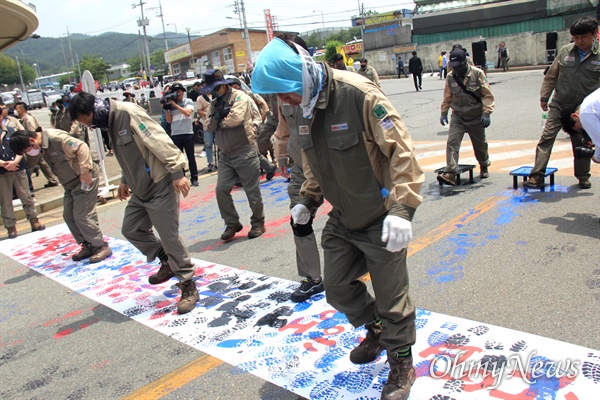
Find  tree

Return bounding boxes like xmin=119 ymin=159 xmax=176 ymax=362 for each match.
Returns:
xmin=0 ymin=54 xmax=35 ymax=86
xmin=150 ymin=49 xmax=167 ymax=74
xmin=78 ymin=55 xmax=110 ymax=83
xmin=127 ymin=56 xmax=142 ymax=76
xmin=324 ymin=41 xmax=344 ymax=65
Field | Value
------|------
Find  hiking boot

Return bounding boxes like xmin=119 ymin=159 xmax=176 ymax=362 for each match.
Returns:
xmin=72 ymin=242 xmax=93 ymax=261
xmin=381 ymin=354 xmax=416 ymax=400
xmin=524 ymin=175 xmax=544 ymax=188
xmin=437 ymin=172 xmax=456 ymax=186
xmin=89 ymin=242 xmax=113 ymax=263
xmin=148 ymin=261 xmax=175 ymax=285
xmin=480 ymin=165 xmax=489 ymax=179
xmin=290 ymin=277 xmax=324 ymax=303
xmin=247 ymin=224 xmax=266 ymax=239
xmin=7 ymin=226 xmax=17 ymax=239
xmin=221 ymin=223 xmax=243 ymax=241
xmin=207 ymin=163 xmax=217 ymax=172
xmin=176 ymin=279 xmax=199 ymax=314
xmin=266 ymin=164 xmax=277 ymax=181
xmin=30 ymin=217 xmax=46 ymax=232
xmin=44 ymin=181 xmax=59 ymax=188
xmin=350 ymin=320 xmax=385 ymax=364
xmin=578 ymin=179 xmax=592 ymax=189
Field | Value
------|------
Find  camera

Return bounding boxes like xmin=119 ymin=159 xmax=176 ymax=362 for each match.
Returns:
xmin=161 ymin=92 xmax=178 ymax=110
xmin=574 ymin=146 xmax=595 ymax=159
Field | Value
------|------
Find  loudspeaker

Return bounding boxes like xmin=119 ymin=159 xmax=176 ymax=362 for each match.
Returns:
xmin=471 ymin=41 xmax=487 ymax=68
xmin=546 ymin=32 xmax=558 ymax=50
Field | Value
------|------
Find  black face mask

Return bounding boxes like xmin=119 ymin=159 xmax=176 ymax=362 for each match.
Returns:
xmin=453 ymin=63 xmax=468 ymax=76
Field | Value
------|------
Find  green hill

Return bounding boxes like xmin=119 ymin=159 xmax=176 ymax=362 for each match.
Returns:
xmin=3 ymin=31 xmax=196 ymax=76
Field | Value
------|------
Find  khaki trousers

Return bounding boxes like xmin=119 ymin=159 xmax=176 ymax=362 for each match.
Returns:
xmin=444 ymin=113 xmax=490 ymax=173
xmin=0 ymin=170 xmax=37 ymax=228
xmin=322 ymin=214 xmax=416 ymax=354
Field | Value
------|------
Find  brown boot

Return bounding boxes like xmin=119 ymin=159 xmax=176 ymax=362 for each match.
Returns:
xmin=30 ymin=217 xmax=46 ymax=232
xmin=148 ymin=261 xmax=175 ymax=285
xmin=7 ymin=226 xmax=18 ymax=239
xmin=176 ymin=280 xmax=198 ymax=314
xmin=247 ymin=224 xmax=266 ymax=239
xmin=220 ymin=222 xmax=243 ymax=241
xmin=72 ymin=242 xmax=93 ymax=261
xmin=89 ymin=242 xmax=113 ymax=263
xmin=437 ymin=172 xmax=456 ymax=186
xmin=381 ymin=354 xmax=415 ymax=400
xmin=350 ymin=320 xmax=385 ymax=364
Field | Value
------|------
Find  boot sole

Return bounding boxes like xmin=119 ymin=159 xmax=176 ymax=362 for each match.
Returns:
xmin=349 ymin=344 xmax=385 ymax=364
xmin=436 ymin=175 xmax=456 ymax=186
xmin=221 ymin=224 xmax=243 ymax=241
xmin=89 ymin=250 xmax=113 ymax=263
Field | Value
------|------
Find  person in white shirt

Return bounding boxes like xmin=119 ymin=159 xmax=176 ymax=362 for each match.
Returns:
xmin=561 ymin=88 xmax=600 ymax=164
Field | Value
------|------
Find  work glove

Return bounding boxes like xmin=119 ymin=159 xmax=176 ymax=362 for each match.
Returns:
xmin=291 ymin=204 xmax=311 ymax=225
xmin=381 ymin=215 xmax=413 ymax=252
xmin=480 ymin=113 xmax=491 ymax=128
xmin=214 ymin=106 xmax=231 ymax=121
xmin=440 ymin=115 xmax=448 ymax=126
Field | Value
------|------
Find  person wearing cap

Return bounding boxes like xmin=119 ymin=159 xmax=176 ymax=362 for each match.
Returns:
xmin=204 ymin=69 xmax=267 ymax=241
xmin=438 ymin=48 xmax=495 ymax=186
xmin=357 ymin=58 xmax=380 ymax=87
xmin=165 ymin=82 xmax=199 ymax=187
xmin=446 ymin=44 xmax=474 ymax=75
xmin=68 ymin=92 xmax=198 ymax=315
xmin=408 ymin=51 xmax=423 ymax=91
xmin=9 ymin=128 xmax=113 ymax=263
xmin=229 ymin=78 xmax=278 ymax=180
xmin=252 ymin=35 xmax=424 ymax=400
xmin=333 ymin=54 xmax=354 ymax=72
xmin=525 ymin=16 xmax=599 ymax=189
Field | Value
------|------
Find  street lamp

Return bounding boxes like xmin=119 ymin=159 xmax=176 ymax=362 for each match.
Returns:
xmin=32 ymin=63 xmax=40 ymax=89
xmin=167 ymin=23 xmax=177 ymax=33
xmin=186 ymin=27 xmax=195 ymax=73
xmin=313 ymin=10 xmax=325 ymax=31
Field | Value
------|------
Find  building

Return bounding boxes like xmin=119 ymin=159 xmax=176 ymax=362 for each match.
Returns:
xmin=164 ymin=28 xmax=280 ymax=77
xmin=106 ymin=64 xmax=131 ymax=81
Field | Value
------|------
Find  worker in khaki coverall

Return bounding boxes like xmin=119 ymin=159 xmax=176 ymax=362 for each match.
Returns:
xmin=526 ymin=16 xmax=599 ymax=189
xmin=69 ymin=92 xmax=198 ymax=315
xmin=204 ymin=70 xmax=266 ymax=241
xmin=438 ymin=48 xmax=495 ymax=186
xmin=252 ymin=36 xmax=424 ymax=400
xmin=272 ymin=96 xmax=324 ymax=303
xmin=9 ymin=128 xmax=112 ymax=263
xmin=15 ymin=102 xmax=59 ymax=188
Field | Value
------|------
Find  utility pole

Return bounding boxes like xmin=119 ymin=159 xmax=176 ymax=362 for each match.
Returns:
xmin=75 ymin=54 xmax=82 ymax=81
xmin=133 ymin=0 xmax=153 ymax=82
xmin=15 ymin=56 xmax=28 ymax=103
xmin=239 ymin=0 xmax=253 ymax=66
xmin=66 ymin=26 xmax=77 ymax=81
xmin=359 ymin=2 xmax=366 ymax=53
xmin=137 ymin=30 xmax=147 ymax=77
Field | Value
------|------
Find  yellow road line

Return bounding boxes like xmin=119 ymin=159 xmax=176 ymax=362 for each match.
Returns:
xmin=125 ymin=195 xmax=508 ymax=398
xmin=121 ymin=354 xmax=223 ymax=400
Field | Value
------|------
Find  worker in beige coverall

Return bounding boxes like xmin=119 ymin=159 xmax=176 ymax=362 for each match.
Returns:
xmin=438 ymin=48 xmax=495 ymax=186
xmin=525 ymin=16 xmax=599 ymax=189
xmin=9 ymin=128 xmax=112 ymax=263
xmin=252 ymin=36 xmax=424 ymax=400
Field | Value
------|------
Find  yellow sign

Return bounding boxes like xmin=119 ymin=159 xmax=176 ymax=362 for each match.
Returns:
xmin=236 ymin=51 xmax=245 ymax=57
xmin=365 ymin=10 xmax=403 ymax=26
xmin=165 ymin=44 xmax=191 ymax=63
xmin=393 ymin=44 xmax=416 ymax=53
xmin=343 ymin=43 xmax=363 ymax=54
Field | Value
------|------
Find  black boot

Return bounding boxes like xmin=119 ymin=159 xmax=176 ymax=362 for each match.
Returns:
xmin=350 ymin=319 xmax=385 ymax=364
xmin=380 ymin=353 xmax=415 ymax=400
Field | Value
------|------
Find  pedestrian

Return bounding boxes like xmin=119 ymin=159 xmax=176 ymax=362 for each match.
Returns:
xmin=408 ymin=51 xmax=423 ymax=91
xmin=441 ymin=51 xmax=448 ymax=79
xmin=68 ymin=92 xmax=198 ymax=314
xmin=15 ymin=102 xmax=60 ymax=188
xmin=188 ymin=81 xmax=202 ymax=102
xmin=165 ymin=82 xmax=199 ymax=187
xmin=1 ymin=105 xmax=46 ymax=239
xmin=10 ymin=128 xmax=113 ymax=262
xmin=525 ymin=16 xmax=599 ymax=189
xmin=195 ymin=87 xmax=217 ymax=173
xmin=333 ymin=53 xmax=354 ymax=71
xmin=438 ymin=49 xmax=495 ymax=186
xmin=252 ymin=35 xmax=424 ymax=400
xmin=204 ymin=69 xmax=266 ymax=241
xmin=397 ymin=56 xmax=408 ymax=78
xmin=499 ymin=42 xmax=510 ymax=71
xmin=357 ymin=58 xmax=380 ymax=87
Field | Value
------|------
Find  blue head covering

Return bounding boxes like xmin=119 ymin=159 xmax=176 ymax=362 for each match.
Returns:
xmin=251 ymin=38 xmax=303 ymax=96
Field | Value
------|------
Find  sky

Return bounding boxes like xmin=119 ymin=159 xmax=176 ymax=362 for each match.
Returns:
xmin=32 ymin=0 xmax=416 ymax=39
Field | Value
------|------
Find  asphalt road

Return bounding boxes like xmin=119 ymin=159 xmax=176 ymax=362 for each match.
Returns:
xmin=1 ymin=70 xmax=599 ymax=400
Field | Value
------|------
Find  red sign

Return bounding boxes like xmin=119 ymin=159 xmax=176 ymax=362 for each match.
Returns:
xmin=264 ymin=9 xmax=274 ymax=42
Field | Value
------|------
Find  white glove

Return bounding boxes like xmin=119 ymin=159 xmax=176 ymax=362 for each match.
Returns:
xmin=381 ymin=215 xmax=413 ymax=252
xmin=291 ymin=204 xmax=311 ymax=225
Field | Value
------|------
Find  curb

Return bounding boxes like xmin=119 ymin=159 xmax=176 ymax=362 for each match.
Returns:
xmin=2 ymin=175 xmax=122 ymax=225
xmin=381 ymin=64 xmax=548 ymax=80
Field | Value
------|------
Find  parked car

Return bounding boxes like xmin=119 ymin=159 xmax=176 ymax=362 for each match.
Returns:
xmin=1 ymin=91 xmax=20 ymax=111
xmin=43 ymin=89 xmax=63 ymax=108
xmin=26 ymin=89 xmax=45 ymax=109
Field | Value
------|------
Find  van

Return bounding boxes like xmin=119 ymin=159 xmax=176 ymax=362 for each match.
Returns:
xmin=27 ymin=89 xmax=44 ymax=109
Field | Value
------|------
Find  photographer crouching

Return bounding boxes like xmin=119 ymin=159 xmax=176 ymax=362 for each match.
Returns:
xmin=561 ymin=88 xmax=600 ymax=165
xmin=164 ymin=83 xmax=199 ymax=186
